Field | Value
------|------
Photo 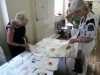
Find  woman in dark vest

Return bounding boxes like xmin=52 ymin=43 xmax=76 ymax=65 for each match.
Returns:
xmin=6 ymin=12 xmax=28 ymax=58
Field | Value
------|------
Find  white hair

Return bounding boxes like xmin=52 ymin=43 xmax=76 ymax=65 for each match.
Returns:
xmin=15 ymin=12 xmax=28 ymax=21
xmin=68 ymin=0 xmax=85 ymax=15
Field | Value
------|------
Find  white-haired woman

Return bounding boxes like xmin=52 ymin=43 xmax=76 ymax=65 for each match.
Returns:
xmin=67 ymin=0 xmax=98 ymax=75
xmin=6 ymin=12 xmax=28 ymax=58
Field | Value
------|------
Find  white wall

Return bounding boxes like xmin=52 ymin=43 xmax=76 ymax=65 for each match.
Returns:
xmin=6 ymin=0 xmax=35 ymax=43
xmin=93 ymin=1 xmax=100 ymax=16
xmin=6 ymin=0 xmax=56 ymax=42
xmin=32 ymin=0 xmax=55 ymax=41
xmin=92 ymin=1 xmax=100 ymax=59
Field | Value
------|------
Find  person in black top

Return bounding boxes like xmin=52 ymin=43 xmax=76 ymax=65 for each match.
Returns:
xmin=6 ymin=12 xmax=29 ymax=58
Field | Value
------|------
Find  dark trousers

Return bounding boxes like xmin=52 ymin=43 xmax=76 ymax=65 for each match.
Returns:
xmin=8 ymin=44 xmax=25 ymax=59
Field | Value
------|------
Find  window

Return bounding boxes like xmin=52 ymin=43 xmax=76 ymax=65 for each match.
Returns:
xmin=54 ymin=0 xmax=69 ymax=16
xmin=54 ymin=0 xmax=64 ymax=16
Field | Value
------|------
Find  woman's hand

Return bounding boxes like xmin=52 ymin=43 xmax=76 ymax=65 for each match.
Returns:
xmin=70 ymin=37 xmax=86 ymax=44
xmin=69 ymin=36 xmax=93 ymax=44
xmin=77 ymin=36 xmax=92 ymax=43
xmin=19 ymin=44 xmax=29 ymax=51
xmin=20 ymin=44 xmax=29 ymax=48
xmin=25 ymin=44 xmax=29 ymax=50
xmin=69 ymin=38 xmax=77 ymax=44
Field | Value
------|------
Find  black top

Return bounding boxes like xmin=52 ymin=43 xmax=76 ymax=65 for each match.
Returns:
xmin=6 ymin=22 xmax=26 ymax=58
xmin=13 ymin=26 xmax=25 ymax=44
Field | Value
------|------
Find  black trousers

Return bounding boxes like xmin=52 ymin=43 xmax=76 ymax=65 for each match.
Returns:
xmin=8 ymin=44 xmax=25 ymax=59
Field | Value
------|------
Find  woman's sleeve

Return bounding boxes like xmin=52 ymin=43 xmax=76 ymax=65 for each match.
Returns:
xmin=6 ymin=23 xmax=14 ymax=44
xmin=6 ymin=24 xmax=14 ymax=31
xmin=86 ymin=22 xmax=96 ymax=39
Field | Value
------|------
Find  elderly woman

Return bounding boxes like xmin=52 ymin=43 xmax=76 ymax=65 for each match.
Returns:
xmin=67 ymin=0 xmax=98 ymax=75
xmin=6 ymin=12 xmax=28 ymax=58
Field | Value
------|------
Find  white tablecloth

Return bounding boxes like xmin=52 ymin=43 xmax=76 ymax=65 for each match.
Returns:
xmin=0 ymin=52 xmax=55 ymax=75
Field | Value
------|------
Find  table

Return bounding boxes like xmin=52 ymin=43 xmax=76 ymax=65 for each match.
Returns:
xmin=0 ymin=38 xmax=76 ymax=75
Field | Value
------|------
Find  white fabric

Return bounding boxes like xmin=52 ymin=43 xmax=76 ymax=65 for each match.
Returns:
xmin=0 ymin=52 xmax=55 ymax=75
xmin=29 ymin=38 xmax=70 ymax=57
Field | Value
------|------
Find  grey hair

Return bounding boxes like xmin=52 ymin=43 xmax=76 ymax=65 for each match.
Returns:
xmin=68 ymin=0 xmax=86 ymax=15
